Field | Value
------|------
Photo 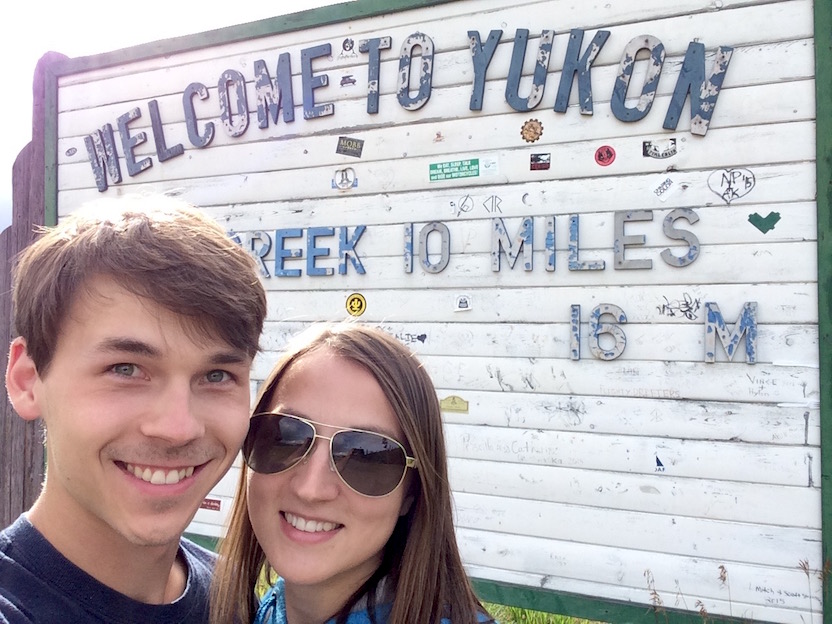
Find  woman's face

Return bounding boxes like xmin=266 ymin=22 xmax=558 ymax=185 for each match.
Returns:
xmin=247 ymin=347 xmax=411 ymax=595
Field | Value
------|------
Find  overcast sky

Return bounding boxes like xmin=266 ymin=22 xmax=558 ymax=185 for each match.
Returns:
xmin=0 ymin=0 xmax=342 ymax=232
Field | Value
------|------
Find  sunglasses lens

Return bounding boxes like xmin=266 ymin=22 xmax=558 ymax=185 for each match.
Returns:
xmin=243 ymin=414 xmax=314 ymax=474
xmin=331 ymin=430 xmax=408 ymax=496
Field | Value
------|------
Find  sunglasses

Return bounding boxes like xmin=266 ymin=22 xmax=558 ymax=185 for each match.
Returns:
xmin=242 ymin=412 xmax=418 ymax=497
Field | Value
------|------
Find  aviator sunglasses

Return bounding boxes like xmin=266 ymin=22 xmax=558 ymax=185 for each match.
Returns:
xmin=242 ymin=412 xmax=418 ymax=497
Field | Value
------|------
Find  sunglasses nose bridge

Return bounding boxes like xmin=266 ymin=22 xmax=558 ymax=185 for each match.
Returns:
xmin=309 ymin=432 xmax=337 ymax=473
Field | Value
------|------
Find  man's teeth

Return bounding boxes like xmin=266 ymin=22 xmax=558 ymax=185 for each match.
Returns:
xmin=126 ymin=464 xmax=195 ymax=485
xmin=285 ymin=512 xmax=338 ymax=533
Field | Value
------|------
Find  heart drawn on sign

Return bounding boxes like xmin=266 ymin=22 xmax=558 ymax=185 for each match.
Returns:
xmin=747 ymin=211 xmax=781 ymax=234
xmin=707 ymin=168 xmax=756 ymax=204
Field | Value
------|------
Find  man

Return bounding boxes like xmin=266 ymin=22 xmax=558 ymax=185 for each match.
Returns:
xmin=0 ymin=196 xmax=267 ymax=623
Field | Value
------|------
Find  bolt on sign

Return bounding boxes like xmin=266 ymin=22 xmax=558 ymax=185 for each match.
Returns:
xmin=27 ymin=0 xmax=832 ymax=622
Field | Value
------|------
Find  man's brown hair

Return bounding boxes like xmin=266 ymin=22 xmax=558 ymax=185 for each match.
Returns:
xmin=12 ymin=195 xmax=267 ymax=373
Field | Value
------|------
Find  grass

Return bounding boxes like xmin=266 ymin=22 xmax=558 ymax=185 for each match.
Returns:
xmin=484 ymin=603 xmax=602 ymax=624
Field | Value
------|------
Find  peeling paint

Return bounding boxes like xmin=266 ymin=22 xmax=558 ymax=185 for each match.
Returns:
xmin=555 ymin=28 xmax=610 ymax=114
xmin=569 ymin=215 xmax=605 ymax=271
xmin=663 ymin=43 xmax=734 ymax=136
xmin=505 ymin=29 xmax=553 ymax=112
xmin=704 ymin=301 xmax=757 ymax=363
xmin=611 ymin=35 xmax=665 ymax=122
xmin=492 ymin=217 xmax=533 ymax=271
xmin=397 ymin=33 xmax=434 ymax=110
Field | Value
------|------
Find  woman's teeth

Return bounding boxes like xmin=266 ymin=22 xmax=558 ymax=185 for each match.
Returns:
xmin=284 ymin=512 xmax=339 ymax=533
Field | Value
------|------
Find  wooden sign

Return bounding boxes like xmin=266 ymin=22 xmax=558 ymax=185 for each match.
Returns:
xmin=40 ymin=0 xmax=831 ymax=622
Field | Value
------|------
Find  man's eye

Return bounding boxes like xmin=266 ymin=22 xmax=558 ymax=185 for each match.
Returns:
xmin=206 ymin=370 xmax=231 ymax=383
xmin=111 ymin=363 xmax=139 ymax=377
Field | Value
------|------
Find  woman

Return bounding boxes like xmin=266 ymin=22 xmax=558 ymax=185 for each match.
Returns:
xmin=210 ymin=324 xmax=493 ymax=624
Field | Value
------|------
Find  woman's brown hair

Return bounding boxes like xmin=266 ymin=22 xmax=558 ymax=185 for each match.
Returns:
xmin=210 ymin=324 xmax=491 ymax=624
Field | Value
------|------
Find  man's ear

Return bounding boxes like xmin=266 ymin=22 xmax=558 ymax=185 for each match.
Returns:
xmin=6 ymin=337 xmax=42 ymax=421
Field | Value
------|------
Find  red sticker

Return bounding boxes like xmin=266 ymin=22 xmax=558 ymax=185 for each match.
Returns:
xmin=595 ymin=145 xmax=616 ymax=166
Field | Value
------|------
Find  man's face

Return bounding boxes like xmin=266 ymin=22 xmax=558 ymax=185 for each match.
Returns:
xmin=11 ymin=275 xmax=253 ymax=548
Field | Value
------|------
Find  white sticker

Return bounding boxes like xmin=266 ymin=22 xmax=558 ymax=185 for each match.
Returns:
xmin=650 ymin=174 xmax=680 ymax=202
xmin=480 ymin=157 xmax=499 ymax=177
xmin=454 ymin=294 xmax=472 ymax=312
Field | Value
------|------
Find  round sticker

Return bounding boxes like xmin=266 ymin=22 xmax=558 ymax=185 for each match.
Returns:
xmin=345 ymin=293 xmax=367 ymax=317
xmin=595 ymin=145 xmax=616 ymax=166
xmin=520 ymin=119 xmax=543 ymax=143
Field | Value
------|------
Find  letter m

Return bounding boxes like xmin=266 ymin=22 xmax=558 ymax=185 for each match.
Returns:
xmin=704 ymin=301 xmax=757 ymax=363
xmin=254 ymin=54 xmax=295 ymax=128
xmin=491 ymin=217 xmax=533 ymax=271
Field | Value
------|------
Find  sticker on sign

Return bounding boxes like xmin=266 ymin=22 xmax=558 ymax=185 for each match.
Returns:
xmin=429 ymin=159 xmax=480 ymax=182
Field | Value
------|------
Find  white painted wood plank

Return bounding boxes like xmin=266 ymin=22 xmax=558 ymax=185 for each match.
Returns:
xmin=56 ymin=119 xmax=817 ymax=207
xmin=436 ymin=388 xmax=819 ymax=445
xmin=56 ymin=157 xmax=816 ymax=219
xmin=259 ymin=319 xmax=818 ymax=365
xmin=457 ymin=528 xmax=823 ymax=613
xmin=451 ymin=491 xmax=818 ymax=568
xmin=256 ymin=282 xmax=817 ymax=325
xmin=411 ymin=356 xmax=817 ymax=404
xmin=448 ymin=459 xmax=821 ymax=528
xmin=442 ymin=423 xmax=818 ymax=486
xmin=56 ymin=79 xmax=817 ymax=203
xmin=464 ymin=564 xmax=816 ymax=624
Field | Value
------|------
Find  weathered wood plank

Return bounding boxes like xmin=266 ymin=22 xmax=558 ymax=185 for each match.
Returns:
xmin=448 ymin=458 xmax=821 ymax=527
xmin=257 ymin=283 xmax=818 ymax=325
xmin=452 ymin=491 xmax=818 ymax=568
xmin=260 ymin=319 xmax=818 ymax=365
xmin=465 ymin=564 xmax=816 ymax=624
xmin=457 ymin=528 xmax=822 ymax=613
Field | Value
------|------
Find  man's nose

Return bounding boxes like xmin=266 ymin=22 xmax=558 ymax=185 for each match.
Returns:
xmin=139 ymin=381 xmax=205 ymax=445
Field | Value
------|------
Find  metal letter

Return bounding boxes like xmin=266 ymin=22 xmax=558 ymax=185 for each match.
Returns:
xmin=589 ymin=304 xmax=627 ymax=361
xmin=117 ymin=107 xmax=151 ymax=177
xmin=218 ymin=70 xmax=250 ymax=137
xmin=419 ymin=222 xmax=450 ymax=273
xmin=664 ymin=43 xmax=733 ymax=136
xmin=569 ymin=215 xmax=605 ymax=271
xmin=360 ymin=37 xmax=392 ymax=114
xmin=491 ymin=217 xmax=534 ymax=271
xmin=275 ymin=228 xmax=304 ymax=277
xmin=554 ymin=29 xmax=610 ymax=114
xmin=183 ymin=82 xmax=214 ymax=148
xmin=404 ymin=223 xmax=414 ymax=273
xmin=614 ymin=210 xmax=653 ymax=270
xmin=307 ymin=227 xmax=335 ymax=276
xmin=301 ymin=44 xmax=335 ymax=119
xmin=84 ymin=124 xmax=122 ymax=192
xmin=611 ymin=35 xmax=665 ymax=122
xmin=398 ymin=33 xmax=435 ymax=110
xmin=570 ymin=304 xmax=581 ymax=360
xmin=545 ymin=216 xmax=555 ymax=272
xmin=661 ymin=208 xmax=700 ymax=267
xmin=468 ymin=30 xmax=501 ymax=111
xmin=254 ymin=53 xmax=295 ymax=128
xmin=704 ymin=302 xmax=757 ymax=363
xmin=148 ymin=99 xmax=184 ymax=163
xmin=339 ymin=225 xmax=366 ymax=274
xmin=505 ymin=29 xmax=554 ymax=112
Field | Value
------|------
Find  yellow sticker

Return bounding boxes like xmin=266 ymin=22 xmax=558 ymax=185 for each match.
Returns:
xmin=439 ymin=395 xmax=469 ymax=413
xmin=346 ymin=293 xmax=367 ymax=316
